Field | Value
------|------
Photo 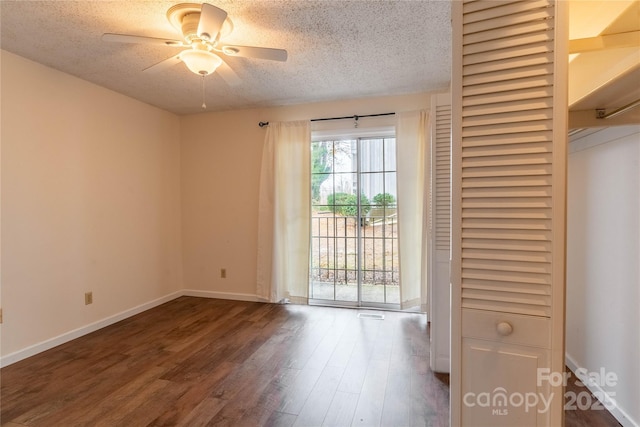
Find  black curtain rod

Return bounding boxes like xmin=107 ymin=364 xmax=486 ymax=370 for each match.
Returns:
xmin=258 ymin=112 xmax=395 ymax=128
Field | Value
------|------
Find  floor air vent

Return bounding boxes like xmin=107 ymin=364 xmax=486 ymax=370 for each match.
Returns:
xmin=358 ymin=313 xmax=385 ymax=320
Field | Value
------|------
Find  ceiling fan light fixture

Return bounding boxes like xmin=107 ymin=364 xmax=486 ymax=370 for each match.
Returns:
xmin=180 ymin=49 xmax=222 ymax=75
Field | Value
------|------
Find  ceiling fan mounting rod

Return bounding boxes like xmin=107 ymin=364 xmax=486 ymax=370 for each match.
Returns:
xmin=182 ymin=13 xmax=201 ymax=42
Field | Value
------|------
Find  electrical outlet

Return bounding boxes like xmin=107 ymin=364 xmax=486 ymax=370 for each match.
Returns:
xmin=85 ymin=292 xmax=93 ymax=305
xmin=221 ymin=268 xmax=226 ymax=278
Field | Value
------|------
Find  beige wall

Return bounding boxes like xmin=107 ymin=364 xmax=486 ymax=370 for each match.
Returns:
xmin=1 ymin=51 xmax=183 ymax=357
xmin=0 ymin=47 xmax=433 ymax=361
xmin=180 ymin=93 xmax=431 ymax=296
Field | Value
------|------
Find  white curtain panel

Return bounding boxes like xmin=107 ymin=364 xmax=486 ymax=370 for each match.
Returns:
xmin=396 ymin=110 xmax=430 ymax=310
xmin=256 ymin=120 xmax=311 ymax=304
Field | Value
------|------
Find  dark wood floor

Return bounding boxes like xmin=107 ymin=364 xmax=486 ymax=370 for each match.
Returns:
xmin=1 ymin=297 xmax=448 ymax=426
xmin=0 ymin=297 xmax=621 ymax=426
xmin=564 ymin=368 xmax=622 ymax=427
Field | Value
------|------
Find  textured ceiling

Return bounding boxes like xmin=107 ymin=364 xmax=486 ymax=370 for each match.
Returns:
xmin=0 ymin=1 xmax=452 ymax=115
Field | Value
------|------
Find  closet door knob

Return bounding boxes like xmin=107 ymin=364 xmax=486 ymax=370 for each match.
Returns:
xmin=496 ymin=321 xmax=513 ymax=336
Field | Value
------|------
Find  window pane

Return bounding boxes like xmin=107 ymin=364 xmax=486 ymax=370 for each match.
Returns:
xmin=331 ymin=140 xmax=357 ymax=173
xmin=310 ymin=135 xmax=398 ymax=308
xmin=361 ymin=171 xmax=384 ymax=203
xmin=385 ymin=138 xmax=397 ymax=170
xmin=329 ymin=173 xmax=358 ymax=202
xmin=361 ymin=138 xmax=384 ymax=172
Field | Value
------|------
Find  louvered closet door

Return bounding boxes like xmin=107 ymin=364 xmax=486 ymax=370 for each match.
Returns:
xmin=451 ymin=1 xmax=568 ymax=426
xmin=429 ymin=92 xmax=452 ymax=374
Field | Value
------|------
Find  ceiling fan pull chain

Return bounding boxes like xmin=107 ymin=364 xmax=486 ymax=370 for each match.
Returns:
xmin=201 ymin=74 xmax=207 ymax=110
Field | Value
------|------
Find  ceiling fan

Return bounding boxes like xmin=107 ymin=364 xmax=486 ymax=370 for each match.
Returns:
xmin=102 ymin=2 xmax=287 ymax=96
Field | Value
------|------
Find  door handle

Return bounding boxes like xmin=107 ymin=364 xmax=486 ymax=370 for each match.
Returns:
xmin=496 ymin=321 xmax=513 ymax=336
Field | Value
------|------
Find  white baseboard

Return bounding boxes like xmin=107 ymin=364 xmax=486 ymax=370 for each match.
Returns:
xmin=566 ymin=354 xmax=639 ymax=427
xmin=0 ymin=289 xmax=265 ymax=367
xmin=0 ymin=290 xmax=184 ymax=368
xmin=430 ymin=355 xmax=450 ymax=374
xmin=182 ymin=289 xmax=261 ymax=302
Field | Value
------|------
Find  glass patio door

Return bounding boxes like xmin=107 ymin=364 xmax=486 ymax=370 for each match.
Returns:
xmin=309 ymin=136 xmax=399 ymax=309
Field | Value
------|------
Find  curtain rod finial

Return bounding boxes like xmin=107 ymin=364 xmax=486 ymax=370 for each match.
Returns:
xmin=259 ymin=121 xmax=269 ymax=128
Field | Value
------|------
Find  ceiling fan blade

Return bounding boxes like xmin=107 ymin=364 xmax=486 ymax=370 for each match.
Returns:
xmin=197 ymin=3 xmax=228 ymax=41
xmin=216 ymin=60 xmax=242 ymax=87
xmin=143 ymin=54 xmax=183 ymax=73
xmin=102 ymin=33 xmax=184 ymax=47
xmin=219 ymin=45 xmax=288 ymax=62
